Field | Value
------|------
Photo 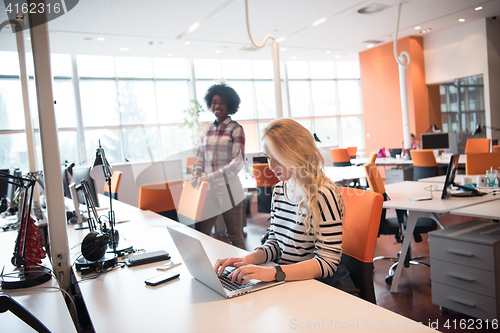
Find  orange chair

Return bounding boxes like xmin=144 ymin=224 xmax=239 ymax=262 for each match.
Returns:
xmin=492 ymin=145 xmax=500 ymax=153
xmin=337 ymin=186 xmax=383 ymax=304
xmin=138 ymin=179 xmax=183 ymax=221
xmin=410 ymin=149 xmax=438 ymax=181
xmin=465 ymin=138 xmax=491 ymax=153
xmin=253 ymin=163 xmax=279 ymax=213
xmin=346 ymin=147 xmax=357 ymax=159
xmin=177 ymin=179 xmax=209 ymax=226
xmin=465 ymin=152 xmax=500 ymax=175
xmin=186 ymin=157 xmax=196 ymax=176
xmin=103 ymin=171 xmax=122 ymax=200
xmin=330 ymin=148 xmax=351 ymax=167
xmin=368 ymin=151 xmax=377 ymax=163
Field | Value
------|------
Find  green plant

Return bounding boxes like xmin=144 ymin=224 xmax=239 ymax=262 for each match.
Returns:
xmin=182 ymin=99 xmax=205 ymax=149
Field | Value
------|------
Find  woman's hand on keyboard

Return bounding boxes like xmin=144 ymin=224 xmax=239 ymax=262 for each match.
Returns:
xmin=227 ymin=265 xmax=275 ymax=285
xmin=214 ymin=257 xmax=249 ymax=276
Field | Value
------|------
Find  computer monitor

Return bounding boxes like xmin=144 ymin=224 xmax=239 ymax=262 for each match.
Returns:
xmin=0 ymin=168 xmax=10 ymax=199
xmin=441 ymin=154 xmax=483 ymax=199
xmin=71 ymin=166 xmax=100 ymax=208
xmin=421 ymin=132 xmax=450 ymax=150
xmin=61 ymin=166 xmax=73 ymax=199
xmin=253 ymin=156 xmax=268 ymax=164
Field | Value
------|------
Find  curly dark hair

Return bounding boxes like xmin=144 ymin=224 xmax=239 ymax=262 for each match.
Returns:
xmin=204 ymin=83 xmax=241 ymax=115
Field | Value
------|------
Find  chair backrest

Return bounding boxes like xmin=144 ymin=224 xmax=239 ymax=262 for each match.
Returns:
xmin=493 ymin=145 xmax=500 ymax=153
xmin=177 ymin=180 xmax=209 ymax=225
xmin=253 ymin=163 xmax=279 ymax=188
xmin=465 ymin=138 xmax=491 ymax=154
xmin=363 ymin=163 xmax=386 ymax=195
xmin=186 ymin=157 xmax=196 ymax=176
xmin=338 ymin=186 xmax=383 ymax=304
xmin=103 ymin=171 xmax=122 ymax=200
xmin=330 ymin=148 xmax=351 ymax=166
xmin=346 ymin=147 xmax=357 ymax=159
xmin=368 ymin=151 xmax=377 ymax=163
xmin=410 ymin=149 xmax=437 ymax=167
xmin=138 ymin=180 xmax=183 ymax=218
xmin=465 ymin=152 xmax=500 ymax=175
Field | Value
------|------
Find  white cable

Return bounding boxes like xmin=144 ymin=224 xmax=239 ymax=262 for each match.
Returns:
xmin=393 ymin=2 xmax=411 ymax=68
xmin=245 ymin=0 xmax=275 ymax=48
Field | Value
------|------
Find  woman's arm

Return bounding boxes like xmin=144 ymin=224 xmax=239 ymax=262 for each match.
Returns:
xmin=214 ymin=248 xmax=266 ymax=275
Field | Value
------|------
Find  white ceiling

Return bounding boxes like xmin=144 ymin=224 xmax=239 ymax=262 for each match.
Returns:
xmin=1 ymin=0 xmax=500 ymax=61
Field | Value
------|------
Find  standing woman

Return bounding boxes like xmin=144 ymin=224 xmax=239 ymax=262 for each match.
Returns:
xmin=192 ymin=83 xmax=246 ymax=249
xmin=215 ymin=119 xmax=354 ymax=288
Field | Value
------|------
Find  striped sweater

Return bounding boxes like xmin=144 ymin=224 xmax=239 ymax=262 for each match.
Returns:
xmin=258 ymin=182 xmax=344 ymax=278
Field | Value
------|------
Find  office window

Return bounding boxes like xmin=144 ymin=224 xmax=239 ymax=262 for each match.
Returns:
xmin=254 ymin=81 xmax=275 ymax=119
xmin=338 ymin=80 xmax=362 ymax=115
xmin=194 ymin=59 xmax=221 ymax=79
xmin=160 ymin=125 xmax=193 ymax=158
xmin=287 ymin=61 xmax=309 ymax=79
xmin=288 ymin=80 xmax=311 ymax=118
xmin=156 ymin=81 xmax=190 ymax=124
xmin=0 ymin=133 xmax=28 ymax=171
xmin=253 ymin=60 xmax=273 ymax=79
xmin=227 ymin=81 xmax=255 ymax=121
xmin=314 ymin=117 xmax=339 ymax=146
xmin=85 ymin=129 xmax=121 ymax=165
xmin=77 ymin=55 xmax=116 ymax=78
xmin=80 ymin=79 xmax=120 ymax=127
xmin=336 ymin=61 xmax=361 ymax=79
xmin=58 ymin=131 xmax=79 ymax=165
xmin=0 ymin=51 xmax=20 ymax=76
xmin=53 ymin=79 xmax=77 ymax=128
xmin=222 ymin=60 xmax=252 ymax=79
xmin=0 ymin=78 xmax=25 ymax=130
xmin=51 ymin=54 xmax=73 ymax=77
xmin=310 ymin=61 xmax=335 ymax=79
xmin=123 ymin=126 xmax=160 ymax=162
xmin=154 ymin=58 xmax=189 ymax=79
xmin=115 ymin=57 xmax=154 ymax=78
xmin=118 ymin=80 xmax=157 ymax=125
xmin=340 ymin=116 xmax=364 ymax=148
xmin=311 ymin=81 xmax=336 ymax=116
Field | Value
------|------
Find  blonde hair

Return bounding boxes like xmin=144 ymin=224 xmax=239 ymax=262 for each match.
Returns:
xmin=262 ymin=119 xmax=344 ymax=238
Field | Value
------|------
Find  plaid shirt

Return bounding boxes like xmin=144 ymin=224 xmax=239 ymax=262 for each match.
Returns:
xmin=194 ymin=117 xmax=245 ymax=179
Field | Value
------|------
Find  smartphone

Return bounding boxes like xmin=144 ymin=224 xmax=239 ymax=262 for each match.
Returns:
xmin=144 ymin=271 xmax=180 ymax=286
xmin=156 ymin=261 xmax=181 ymax=271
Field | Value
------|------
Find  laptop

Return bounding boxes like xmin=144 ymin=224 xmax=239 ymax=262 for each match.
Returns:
xmin=167 ymin=227 xmax=284 ymax=298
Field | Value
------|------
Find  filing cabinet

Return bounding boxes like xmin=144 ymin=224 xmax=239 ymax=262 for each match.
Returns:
xmin=429 ymin=220 xmax=500 ymax=320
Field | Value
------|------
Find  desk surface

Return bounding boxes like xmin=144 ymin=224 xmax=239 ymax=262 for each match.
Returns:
xmin=0 ymin=229 xmax=76 ymax=333
xmin=66 ymin=200 xmax=436 ymax=333
xmin=353 ymin=154 xmax=465 ymax=167
xmin=450 ymin=199 xmax=500 ymax=220
xmin=383 ymin=181 xmax=499 ymax=214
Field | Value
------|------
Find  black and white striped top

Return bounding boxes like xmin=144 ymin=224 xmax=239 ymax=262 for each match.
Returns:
xmin=258 ymin=182 xmax=344 ymax=278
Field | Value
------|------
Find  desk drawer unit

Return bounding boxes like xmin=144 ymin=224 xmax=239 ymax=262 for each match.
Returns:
xmin=429 ymin=220 xmax=500 ymax=321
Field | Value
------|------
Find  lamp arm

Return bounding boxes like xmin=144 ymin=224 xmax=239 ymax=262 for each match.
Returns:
xmin=393 ymin=2 xmax=411 ymax=68
xmin=244 ymin=0 xmax=276 ymax=48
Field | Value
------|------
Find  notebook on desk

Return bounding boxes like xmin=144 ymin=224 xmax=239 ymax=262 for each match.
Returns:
xmin=167 ymin=227 xmax=284 ymax=299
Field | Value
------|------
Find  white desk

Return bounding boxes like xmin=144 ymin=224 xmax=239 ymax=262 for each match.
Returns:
xmin=0 ymin=229 xmax=76 ymax=333
xmin=450 ymin=200 xmax=500 ymax=220
xmin=383 ymin=181 xmax=500 ymax=293
xmin=324 ymin=165 xmax=366 ymax=182
xmin=67 ymin=202 xmax=437 ymax=333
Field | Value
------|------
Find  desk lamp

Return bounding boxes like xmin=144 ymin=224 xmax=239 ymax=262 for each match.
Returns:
xmin=89 ymin=141 xmax=133 ymax=255
xmin=0 ymin=171 xmax=51 ymax=289
xmin=425 ymin=124 xmax=440 ymax=133
xmin=472 ymin=125 xmax=500 ymax=135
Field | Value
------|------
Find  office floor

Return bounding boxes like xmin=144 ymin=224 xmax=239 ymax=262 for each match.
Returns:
xmin=213 ymin=201 xmax=498 ymax=333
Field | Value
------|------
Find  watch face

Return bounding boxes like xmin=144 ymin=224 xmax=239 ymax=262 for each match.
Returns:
xmin=274 ymin=265 xmax=286 ymax=282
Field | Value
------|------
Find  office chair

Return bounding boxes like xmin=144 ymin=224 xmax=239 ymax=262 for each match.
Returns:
xmin=103 ymin=171 xmax=122 ymax=200
xmin=177 ymin=179 xmax=208 ymax=226
xmin=465 ymin=152 xmax=500 ymax=175
xmin=493 ymin=145 xmax=500 ymax=153
xmin=330 ymin=148 xmax=351 ymax=167
xmin=364 ymin=162 xmax=438 ymax=284
xmin=368 ymin=151 xmax=377 ymax=163
xmin=186 ymin=157 xmax=196 ymax=176
xmin=465 ymin=138 xmax=491 ymax=153
xmin=138 ymin=179 xmax=183 ymax=221
xmin=253 ymin=163 xmax=279 ymax=214
xmin=335 ymin=186 xmax=383 ymax=304
xmin=346 ymin=147 xmax=357 ymax=159
xmin=410 ymin=149 xmax=438 ymax=181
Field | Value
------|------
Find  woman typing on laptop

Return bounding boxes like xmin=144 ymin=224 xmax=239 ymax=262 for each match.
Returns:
xmin=215 ymin=119 xmax=354 ymax=288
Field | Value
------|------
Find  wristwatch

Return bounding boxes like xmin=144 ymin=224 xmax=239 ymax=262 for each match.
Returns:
xmin=273 ymin=265 xmax=286 ymax=282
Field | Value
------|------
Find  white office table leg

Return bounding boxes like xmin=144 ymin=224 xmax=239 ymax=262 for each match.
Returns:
xmin=390 ymin=210 xmax=421 ymax=293
xmin=390 ymin=210 xmax=444 ymax=293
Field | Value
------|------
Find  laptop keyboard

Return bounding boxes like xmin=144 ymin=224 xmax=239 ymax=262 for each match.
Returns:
xmin=218 ymin=270 xmax=256 ymax=291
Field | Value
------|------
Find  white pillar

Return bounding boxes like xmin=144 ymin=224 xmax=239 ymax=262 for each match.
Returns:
xmin=272 ymin=40 xmax=283 ymax=119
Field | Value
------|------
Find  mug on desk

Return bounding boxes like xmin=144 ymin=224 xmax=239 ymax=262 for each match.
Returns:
xmin=486 ymin=169 xmax=498 ymax=187
xmin=477 ymin=175 xmax=487 ymax=187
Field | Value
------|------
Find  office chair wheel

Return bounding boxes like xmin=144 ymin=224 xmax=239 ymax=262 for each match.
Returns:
xmin=385 ymin=275 xmax=393 ymax=285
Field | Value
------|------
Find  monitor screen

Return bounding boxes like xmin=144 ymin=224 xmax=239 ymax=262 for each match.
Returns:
xmin=0 ymin=169 xmax=10 ymax=199
xmin=421 ymin=133 xmax=450 ymax=150
xmin=441 ymin=155 xmax=460 ymax=199
xmin=72 ymin=166 xmax=100 ymax=207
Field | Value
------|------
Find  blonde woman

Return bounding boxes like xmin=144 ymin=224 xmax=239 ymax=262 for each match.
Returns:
xmin=215 ymin=119 xmax=354 ymax=287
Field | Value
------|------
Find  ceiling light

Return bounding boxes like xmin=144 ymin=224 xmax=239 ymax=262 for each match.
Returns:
xmin=188 ymin=22 xmax=201 ymax=34
xmin=418 ymin=28 xmax=433 ymax=34
xmin=366 ymin=44 xmax=374 ymax=49
xmin=312 ymin=17 xmax=327 ymax=27
xmin=119 ymin=47 xmax=129 ymax=51
xmin=459 ymin=18 xmax=465 ymax=22
xmin=358 ymin=3 xmax=390 ymax=14
xmin=97 ymin=37 xmax=105 ymax=41
xmin=184 ymin=41 xmax=190 ymax=45
xmin=414 ymin=26 xmax=421 ymax=30
xmin=475 ymin=6 xmax=482 ymax=11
